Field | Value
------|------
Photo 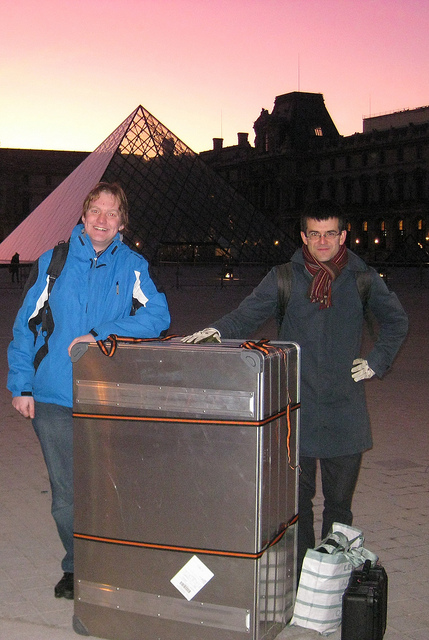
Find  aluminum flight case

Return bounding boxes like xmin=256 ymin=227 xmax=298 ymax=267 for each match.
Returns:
xmin=72 ymin=338 xmax=300 ymax=640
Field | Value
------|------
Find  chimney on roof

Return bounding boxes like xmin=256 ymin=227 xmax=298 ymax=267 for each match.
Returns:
xmin=213 ymin=138 xmax=223 ymax=151
xmin=237 ymin=132 xmax=249 ymax=146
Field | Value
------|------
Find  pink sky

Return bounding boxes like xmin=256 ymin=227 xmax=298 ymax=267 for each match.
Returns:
xmin=0 ymin=0 xmax=428 ymax=153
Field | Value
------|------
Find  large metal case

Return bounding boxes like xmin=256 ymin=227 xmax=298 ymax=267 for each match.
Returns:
xmin=72 ymin=339 xmax=300 ymax=640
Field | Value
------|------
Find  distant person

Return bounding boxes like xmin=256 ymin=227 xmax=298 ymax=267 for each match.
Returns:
xmin=10 ymin=251 xmax=20 ymax=283
xmin=182 ymin=199 xmax=408 ymax=578
xmin=7 ymin=182 xmax=170 ymax=600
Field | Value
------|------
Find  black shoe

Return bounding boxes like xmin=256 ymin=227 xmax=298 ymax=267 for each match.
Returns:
xmin=55 ymin=572 xmax=74 ymax=599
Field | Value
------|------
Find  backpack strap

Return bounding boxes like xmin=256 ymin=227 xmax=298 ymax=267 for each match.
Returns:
xmin=355 ymin=268 xmax=372 ymax=310
xmin=33 ymin=241 xmax=70 ymax=371
xmin=46 ymin=241 xmax=70 ymax=293
xmin=356 ymin=267 xmax=377 ymax=339
xmin=276 ymin=262 xmax=293 ymax=328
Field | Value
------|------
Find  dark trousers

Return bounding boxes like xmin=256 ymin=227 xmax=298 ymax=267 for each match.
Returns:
xmin=297 ymin=453 xmax=362 ymax=575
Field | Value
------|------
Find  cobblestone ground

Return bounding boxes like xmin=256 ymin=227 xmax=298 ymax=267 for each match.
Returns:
xmin=0 ymin=265 xmax=427 ymax=640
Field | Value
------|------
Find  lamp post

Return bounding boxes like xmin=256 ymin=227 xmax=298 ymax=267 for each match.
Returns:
xmin=374 ymin=237 xmax=379 ymax=263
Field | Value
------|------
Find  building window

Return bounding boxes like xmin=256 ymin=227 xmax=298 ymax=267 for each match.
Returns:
xmin=29 ymin=175 xmax=47 ymax=188
xmin=376 ymin=219 xmax=387 ymax=249
xmin=327 ymin=178 xmax=337 ymax=200
xmin=360 ymin=175 xmax=370 ymax=204
xmin=416 ymin=218 xmax=426 ymax=245
xmin=395 ymin=172 xmax=406 ymax=202
xmin=357 ymin=219 xmax=368 ymax=251
xmin=377 ymin=173 xmax=388 ymax=204
xmin=313 ymin=180 xmax=323 ymax=200
xmin=414 ymin=169 xmax=426 ymax=200
xmin=21 ymin=193 xmax=30 ymax=219
xmin=314 ymin=127 xmax=323 ymax=137
xmin=343 ymin=178 xmax=353 ymax=204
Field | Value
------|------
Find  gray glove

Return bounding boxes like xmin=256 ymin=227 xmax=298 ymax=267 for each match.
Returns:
xmin=351 ymin=358 xmax=375 ymax=382
xmin=181 ymin=328 xmax=221 ymax=344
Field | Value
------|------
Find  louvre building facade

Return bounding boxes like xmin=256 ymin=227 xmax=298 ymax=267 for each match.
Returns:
xmin=201 ymin=91 xmax=429 ymax=264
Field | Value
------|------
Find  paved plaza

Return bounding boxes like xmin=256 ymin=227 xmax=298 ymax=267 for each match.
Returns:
xmin=0 ymin=264 xmax=427 ymax=639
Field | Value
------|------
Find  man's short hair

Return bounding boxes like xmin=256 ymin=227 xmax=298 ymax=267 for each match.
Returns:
xmin=82 ymin=182 xmax=129 ymax=229
xmin=300 ymin=199 xmax=346 ymax=233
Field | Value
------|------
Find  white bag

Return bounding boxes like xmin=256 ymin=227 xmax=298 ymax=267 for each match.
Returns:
xmin=290 ymin=523 xmax=378 ymax=635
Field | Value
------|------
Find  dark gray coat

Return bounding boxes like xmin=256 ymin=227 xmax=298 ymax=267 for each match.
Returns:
xmin=213 ymin=249 xmax=408 ymax=458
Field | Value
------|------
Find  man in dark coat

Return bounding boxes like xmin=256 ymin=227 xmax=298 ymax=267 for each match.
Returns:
xmin=182 ymin=200 xmax=408 ymax=575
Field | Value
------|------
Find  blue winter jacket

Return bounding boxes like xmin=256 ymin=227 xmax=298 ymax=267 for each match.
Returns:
xmin=212 ymin=249 xmax=408 ymax=458
xmin=7 ymin=224 xmax=170 ymax=408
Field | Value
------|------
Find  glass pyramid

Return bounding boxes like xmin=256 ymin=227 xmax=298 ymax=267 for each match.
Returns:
xmin=0 ymin=105 xmax=295 ymax=264
xmin=100 ymin=106 xmax=293 ymax=264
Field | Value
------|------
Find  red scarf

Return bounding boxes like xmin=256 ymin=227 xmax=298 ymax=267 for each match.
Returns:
xmin=302 ymin=243 xmax=348 ymax=309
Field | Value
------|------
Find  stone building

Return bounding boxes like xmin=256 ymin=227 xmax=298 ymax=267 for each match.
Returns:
xmin=201 ymin=91 xmax=429 ymax=263
xmin=0 ymin=148 xmax=88 ymax=241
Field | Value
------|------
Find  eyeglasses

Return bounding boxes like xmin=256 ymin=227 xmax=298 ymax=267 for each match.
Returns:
xmin=306 ymin=231 xmax=341 ymax=239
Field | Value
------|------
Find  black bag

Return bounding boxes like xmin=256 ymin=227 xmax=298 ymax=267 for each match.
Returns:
xmin=341 ymin=559 xmax=388 ymax=640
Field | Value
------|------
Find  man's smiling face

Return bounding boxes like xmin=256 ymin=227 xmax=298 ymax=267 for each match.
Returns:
xmin=82 ymin=191 xmax=124 ymax=252
xmin=301 ymin=217 xmax=347 ymax=262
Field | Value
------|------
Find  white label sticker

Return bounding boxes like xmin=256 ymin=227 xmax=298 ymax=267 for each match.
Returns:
xmin=170 ymin=555 xmax=214 ymax=601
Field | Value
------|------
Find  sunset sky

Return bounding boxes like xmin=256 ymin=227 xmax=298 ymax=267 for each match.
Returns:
xmin=1 ymin=0 xmax=428 ymax=154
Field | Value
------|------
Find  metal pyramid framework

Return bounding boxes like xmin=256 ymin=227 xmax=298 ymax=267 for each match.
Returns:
xmin=0 ymin=111 xmax=134 ymax=263
xmin=0 ymin=105 xmax=295 ymax=264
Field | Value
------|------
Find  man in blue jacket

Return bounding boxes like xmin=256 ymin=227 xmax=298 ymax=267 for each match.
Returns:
xmin=183 ymin=200 xmax=408 ymax=578
xmin=8 ymin=182 xmax=170 ymax=599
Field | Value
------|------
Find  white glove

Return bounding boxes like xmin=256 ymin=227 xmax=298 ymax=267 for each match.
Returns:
xmin=181 ymin=328 xmax=221 ymax=344
xmin=351 ymin=358 xmax=375 ymax=382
